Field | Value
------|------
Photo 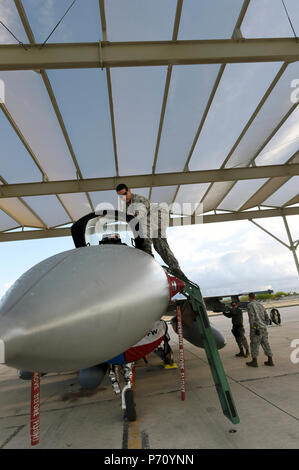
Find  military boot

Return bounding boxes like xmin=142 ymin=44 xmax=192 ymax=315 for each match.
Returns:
xmin=246 ymin=358 xmax=258 ymax=367
xmin=244 ymin=349 xmax=250 ymax=358
xmin=264 ymin=356 xmax=274 ymax=366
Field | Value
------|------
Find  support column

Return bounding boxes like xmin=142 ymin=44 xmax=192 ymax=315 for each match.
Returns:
xmin=282 ymin=216 xmax=299 ymax=277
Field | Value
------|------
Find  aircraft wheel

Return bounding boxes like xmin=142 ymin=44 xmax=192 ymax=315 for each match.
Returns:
xmin=124 ymin=388 xmax=136 ymax=422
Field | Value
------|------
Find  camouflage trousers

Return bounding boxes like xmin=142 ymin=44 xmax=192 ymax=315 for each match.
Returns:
xmin=232 ymin=325 xmax=249 ymax=352
xmin=250 ymin=328 xmax=273 ymax=358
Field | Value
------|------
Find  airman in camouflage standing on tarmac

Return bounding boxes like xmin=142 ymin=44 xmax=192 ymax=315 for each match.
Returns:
xmin=246 ymin=292 xmax=274 ymax=367
xmin=116 ymin=184 xmax=188 ymax=282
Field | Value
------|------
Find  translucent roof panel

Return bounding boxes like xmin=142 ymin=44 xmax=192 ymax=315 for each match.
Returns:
xmin=0 ymin=208 xmax=18 ymax=231
xmin=283 ymin=0 xmax=299 ymax=34
xmin=0 ymin=197 xmax=44 ymax=227
xmin=89 ymin=190 xmax=119 ymax=212
xmin=218 ymin=179 xmax=268 ymax=212
xmin=255 ymin=106 xmax=299 ymax=166
xmin=47 ymin=69 xmax=116 ymax=179
xmin=189 ymin=62 xmax=281 ymax=172
xmin=110 ymin=67 xmax=167 ymax=175
xmin=58 ymin=193 xmax=92 ymax=221
xmin=226 ymin=62 xmax=299 ymax=170
xmin=172 ymin=183 xmax=210 ymax=215
xmin=105 ymin=0 xmax=176 ymax=41
xmin=263 ymin=176 xmax=299 ymax=207
xmin=22 ymin=195 xmax=70 ymax=227
xmin=199 ymin=181 xmax=234 ymax=213
xmin=22 ymin=0 xmax=102 ymax=42
xmin=155 ymin=64 xmax=221 ymax=173
xmin=0 ymin=0 xmax=27 ymax=44
xmin=178 ymin=0 xmax=244 ymax=39
xmin=151 ymin=186 xmax=177 ymax=205
xmin=242 ymin=0 xmax=294 ymax=37
xmin=0 ymin=71 xmax=77 ymax=181
xmin=0 ymin=111 xmax=41 ymax=183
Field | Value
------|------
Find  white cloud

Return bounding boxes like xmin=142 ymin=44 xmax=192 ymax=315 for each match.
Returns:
xmin=163 ymin=219 xmax=299 ymax=296
xmin=0 ymin=281 xmax=14 ymax=300
xmin=0 ymin=0 xmax=26 ymax=44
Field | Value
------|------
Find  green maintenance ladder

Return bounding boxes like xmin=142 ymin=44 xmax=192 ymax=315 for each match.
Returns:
xmin=181 ymin=280 xmax=240 ymax=425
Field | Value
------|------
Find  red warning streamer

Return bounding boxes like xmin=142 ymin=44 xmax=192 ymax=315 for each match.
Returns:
xmin=176 ymin=305 xmax=186 ymax=401
xmin=30 ymin=372 xmax=40 ymax=446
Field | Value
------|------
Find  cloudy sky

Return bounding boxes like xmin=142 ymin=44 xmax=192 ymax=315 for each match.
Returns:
xmin=0 ymin=0 xmax=298 ymax=299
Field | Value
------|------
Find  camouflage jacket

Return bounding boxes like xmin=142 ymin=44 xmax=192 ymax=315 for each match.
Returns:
xmin=247 ymin=300 xmax=269 ymax=330
xmin=124 ymin=193 xmax=168 ymax=238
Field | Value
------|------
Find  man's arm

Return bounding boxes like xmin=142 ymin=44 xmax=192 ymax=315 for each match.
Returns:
xmin=247 ymin=303 xmax=254 ymax=329
xmin=128 ymin=195 xmax=150 ymax=220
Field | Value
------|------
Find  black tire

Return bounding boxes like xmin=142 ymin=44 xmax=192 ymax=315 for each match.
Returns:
xmin=124 ymin=388 xmax=136 ymax=422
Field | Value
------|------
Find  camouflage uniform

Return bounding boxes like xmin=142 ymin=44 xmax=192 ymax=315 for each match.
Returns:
xmin=223 ymin=307 xmax=249 ymax=353
xmin=247 ymin=300 xmax=273 ymax=359
xmin=124 ymin=193 xmax=187 ymax=279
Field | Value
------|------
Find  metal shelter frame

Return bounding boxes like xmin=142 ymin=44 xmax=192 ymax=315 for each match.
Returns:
xmin=0 ymin=0 xmax=298 ymax=277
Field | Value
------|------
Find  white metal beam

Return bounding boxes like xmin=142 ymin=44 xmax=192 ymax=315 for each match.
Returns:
xmin=0 ymin=164 xmax=298 ymax=199
xmin=1 ymin=206 xmax=299 ymax=242
xmin=1 ymin=38 xmax=299 ymax=71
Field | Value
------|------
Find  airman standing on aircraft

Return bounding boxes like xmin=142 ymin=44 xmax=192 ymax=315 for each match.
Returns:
xmin=246 ymin=292 xmax=274 ymax=368
xmin=116 ymin=183 xmax=188 ymax=282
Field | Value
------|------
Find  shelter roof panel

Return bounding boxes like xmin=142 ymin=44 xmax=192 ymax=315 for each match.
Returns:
xmin=240 ymin=176 xmax=292 ymax=211
xmin=242 ymin=0 xmax=295 ymax=38
xmin=173 ymin=183 xmax=210 ymax=215
xmin=0 ymin=0 xmax=27 ymax=44
xmin=255 ymin=107 xmax=299 ymax=166
xmin=46 ymin=69 xmax=116 ymax=179
xmin=0 ymin=208 xmax=19 ymax=231
xmin=105 ymin=0 xmax=176 ymax=41
xmin=22 ymin=0 xmax=102 ymax=43
xmin=58 ymin=193 xmax=92 ymax=221
xmin=199 ymin=181 xmax=235 ymax=213
xmin=178 ymin=0 xmax=244 ymax=40
xmin=89 ymin=190 xmax=119 ymax=212
xmin=188 ymin=62 xmax=281 ymax=172
xmin=0 ymin=70 xmax=77 ymax=180
xmin=226 ymin=62 xmax=299 ymax=169
xmin=0 ymin=196 xmax=44 ymax=227
xmin=263 ymin=176 xmax=299 ymax=207
xmin=22 ymin=195 xmax=71 ymax=227
xmin=151 ymin=186 xmax=177 ymax=205
xmin=0 ymin=110 xmax=41 ymax=183
xmin=110 ymin=67 xmax=167 ymax=175
xmin=218 ymin=178 xmax=268 ymax=212
xmin=155 ymin=64 xmax=221 ymax=174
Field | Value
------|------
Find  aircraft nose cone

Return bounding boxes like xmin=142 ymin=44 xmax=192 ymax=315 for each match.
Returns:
xmin=0 ymin=245 xmax=170 ymax=372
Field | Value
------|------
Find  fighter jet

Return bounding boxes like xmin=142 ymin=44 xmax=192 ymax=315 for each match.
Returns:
xmin=0 ymin=209 xmax=226 ymax=378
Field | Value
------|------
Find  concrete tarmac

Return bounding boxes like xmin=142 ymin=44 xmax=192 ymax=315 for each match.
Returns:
xmin=0 ymin=305 xmax=298 ymax=449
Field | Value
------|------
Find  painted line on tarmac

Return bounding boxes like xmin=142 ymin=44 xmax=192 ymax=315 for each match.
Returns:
xmin=122 ymin=383 xmax=149 ymax=449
